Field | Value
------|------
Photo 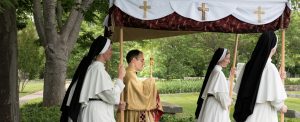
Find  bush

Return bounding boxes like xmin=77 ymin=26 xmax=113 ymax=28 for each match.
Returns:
xmin=21 ymin=100 xmax=60 ymax=122
xmin=156 ymin=79 xmax=203 ymax=94
xmin=285 ymin=78 xmax=300 ymax=85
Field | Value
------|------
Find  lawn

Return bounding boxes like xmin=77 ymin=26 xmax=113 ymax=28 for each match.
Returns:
xmin=285 ymin=98 xmax=300 ymax=112
xmin=160 ymin=93 xmax=300 ymax=122
xmin=288 ymin=91 xmax=300 ymax=95
xmin=19 ymin=80 xmax=44 ymax=97
xmin=19 ymin=79 xmax=300 ymax=121
xmin=161 ymin=93 xmax=198 ymax=115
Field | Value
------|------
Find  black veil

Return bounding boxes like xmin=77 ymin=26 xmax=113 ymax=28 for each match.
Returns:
xmin=60 ymin=36 xmax=109 ymax=122
xmin=234 ymin=31 xmax=277 ymax=122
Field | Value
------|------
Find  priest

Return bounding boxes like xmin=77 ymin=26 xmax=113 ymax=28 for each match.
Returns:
xmin=234 ymin=31 xmax=288 ymax=122
xmin=60 ymin=36 xmax=126 ymax=122
xmin=117 ymin=49 xmax=163 ymax=122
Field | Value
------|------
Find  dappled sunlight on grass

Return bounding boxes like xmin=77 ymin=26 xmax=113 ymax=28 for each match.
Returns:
xmin=19 ymin=80 xmax=43 ymax=97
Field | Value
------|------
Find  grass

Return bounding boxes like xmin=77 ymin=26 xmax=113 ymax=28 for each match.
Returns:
xmin=20 ymin=98 xmax=43 ymax=107
xmin=19 ymin=80 xmax=44 ymax=97
xmin=285 ymin=98 xmax=300 ymax=112
xmin=288 ymin=91 xmax=300 ymax=95
xmin=160 ymin=93 xmax=300 ymax=122
xmin=161 ymin=93 xmax=198 ymax=115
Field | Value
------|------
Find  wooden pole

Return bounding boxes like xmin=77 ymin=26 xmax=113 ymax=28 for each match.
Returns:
xmin=119 ymin=27 xmax=124 ymax=122
xmin=280 ymin=29 xmax=286 ymax=122
xmin=280 ymin=14 xmax=285 ymax=122
xmin=228 ymin=34 xmax=239 ymax=111
xmin=150 ymin=40 xmax=154 ymax=78
xmin=150 ymin=56 xmax=154 ymax=78
xmin=229 ymin=34 xmax=239 ymax=98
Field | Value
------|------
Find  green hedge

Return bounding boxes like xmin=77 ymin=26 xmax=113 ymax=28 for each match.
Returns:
xmin=285 ymin=78 xmax=300 ymax=85
xmin=21 ymin=100 xmax=60 ymax=122
xmin=156 ymin=79 xmax=203 ymax=94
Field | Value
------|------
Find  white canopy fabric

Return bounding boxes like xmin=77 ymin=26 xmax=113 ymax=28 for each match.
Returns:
xmin=113 ymin=0 xmax=291 ymax=25
xmin=105 ymin=0 xmax=292 ymax=41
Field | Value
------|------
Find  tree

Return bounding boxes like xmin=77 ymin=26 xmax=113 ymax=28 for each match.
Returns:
xmin=32 ymin=0 xmax=108 ymax=106
xmin=18 ymin=21 xmax=44 ymax=91
xmin=0 ymin=0 xmax=19 ymax=121
xmin=284 ymin=11 xmax=300 ymax=76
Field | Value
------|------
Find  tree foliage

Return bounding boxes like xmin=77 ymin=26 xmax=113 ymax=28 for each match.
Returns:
xmin=18 ymin=21 xmax=44 ymax=80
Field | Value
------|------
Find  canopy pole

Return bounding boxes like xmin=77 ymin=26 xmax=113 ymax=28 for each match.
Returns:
xmin=229 ymin=34 xmax=239 ymax=111
xmin=229 ymin=34 xmax=239 ymax=98
xmin=150 ymin=56 xmax=154 ymax=78
xmin=280 ymin=28 xmax=286 ymax=122
xmin=119 ymin=27 xmax=124 ymax=122
xmin=150 ymin=41 xmax=154 ymax=78
xmin=280 ymin=14 xmax=286 ymax=122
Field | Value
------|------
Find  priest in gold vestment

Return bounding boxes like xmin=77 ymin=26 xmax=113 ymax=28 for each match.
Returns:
xmin=117 ymin=49 xmax=163 ymax=122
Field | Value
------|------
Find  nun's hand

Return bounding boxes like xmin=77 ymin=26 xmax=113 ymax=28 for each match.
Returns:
xmin=280 ymin=104 xmax=288 ymax=113
xmin=230 ymin=67 xmax=236 ymax=77
xmin=118 ymin=101 xmax=126 ymax=111
xmin=279 ymin=70 xmax=287 ymax=80
xmin=118 ymin=64 xmax=126 ymax=80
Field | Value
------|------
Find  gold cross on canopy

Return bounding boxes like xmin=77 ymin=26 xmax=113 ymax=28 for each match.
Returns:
xmin=139 ymin=1 xmax=151 ymax=18
xmin=198 ymin=3 xmax=209 ymax=20
xmin=254 ymin=6 xmax=265 ymax=23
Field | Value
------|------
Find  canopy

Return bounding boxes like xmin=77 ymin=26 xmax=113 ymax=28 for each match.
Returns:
xmin=104 ymin=0 xmax=291 ymax=41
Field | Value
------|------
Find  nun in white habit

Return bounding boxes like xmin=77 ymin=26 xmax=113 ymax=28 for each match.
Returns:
xmin=195 ymin=48 xmax=235 ymax=122
xmin=234 ymin=31 xmax=288 ymax=122
xmin=60 ymin=36 xmax=126 ymax=122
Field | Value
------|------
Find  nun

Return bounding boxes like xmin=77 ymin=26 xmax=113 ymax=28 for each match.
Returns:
xmin=234 ymin=31 xmax=288 ymax=122
xmin=60 ymin=35 xmax=126 ymax=122
xmin=195 ymin=48 xmax=235 ymax=122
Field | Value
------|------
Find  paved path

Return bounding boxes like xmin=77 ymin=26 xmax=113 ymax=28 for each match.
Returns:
xmin=19 ymin=91 xmax=43 ymax=105
xmin=19 ymin=82 xmax=71 ymax=105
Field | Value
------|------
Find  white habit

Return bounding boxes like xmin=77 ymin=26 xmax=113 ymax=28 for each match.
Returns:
xmin=234 ymin=58 xmax=287 ymax=122
xmin=67 ymin=61 xmax=125 ymax=122
xmin=197 ymin=65 xmax=231 ymax=122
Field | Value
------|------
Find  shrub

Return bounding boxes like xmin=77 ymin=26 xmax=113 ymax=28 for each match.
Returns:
xmin=285 ymin=78 xmax=300 ymax=85
xmin=156 ymin=79 xmax=203 ymax=94
xmin=21 ymin=100 xmax=60 ymax=122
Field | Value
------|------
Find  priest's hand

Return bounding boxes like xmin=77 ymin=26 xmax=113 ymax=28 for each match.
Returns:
xmin=118 ymin=101 xmax=126 ymax=111
xmin=280 ymin=104 xmax=288 ymax=113
xmin=118 ymin=64 xmax=126 ymax=80
xmin=148 ymin=77 xmax=155 ymax=83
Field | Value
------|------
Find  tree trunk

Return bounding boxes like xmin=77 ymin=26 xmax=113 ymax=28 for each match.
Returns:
xmin=43 ymin=41 xmax=67 ymax=106
xmin=32 ymin=0 xmax=93 ymax=106
xmin=0 ymin=5 xmax=19 ymax=122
